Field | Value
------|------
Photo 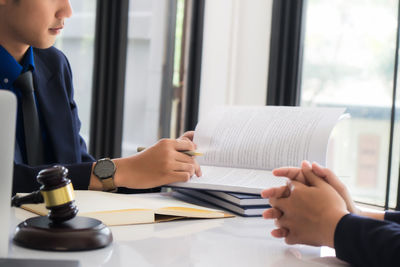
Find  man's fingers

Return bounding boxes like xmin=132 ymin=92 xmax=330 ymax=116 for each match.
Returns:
xmin=194 ymin=161 xmax=202 ymax=177
xmin=301 ymin=161 xmax=324 ymax=187
xmin=261 ymin=188 xmax=275 ymax=199
xmin=271 ymin=228 xmax=289 ymax=238
xmin=173 ymin=150 xmax=202 ymax=177
xmin=310 ymin=162 xmax=327 ymax=178
xmin=272 ymin=167 xmax=299 ymax=178
xmin=269 ymin=181 xmax=306 ymax=209
xmin=175 ymin=151 xmax=196 ymax=163
xmin=262 ymin=207 xmax=283 ymax=219
xmin=272 ymin=167 xmax=306 ymax=184
xmin=312 ymin=162 xmax=343 ymax=188
xmin=163 ymin=172 xmax=191 ymax=184
xmin=284 ymin=235 xmax=298 ymax=245
xmin=179 ymin=131 xmax=195 ymax=141
xmin=261 ymin=185 xmax=290 ymax=199
xmin=173 ymin=162 xmax=195 ymax=176
xmin=174 ymin=138 xmax=196 ymax=151
xmin=269 ymin=196 xmax=289 ymax=212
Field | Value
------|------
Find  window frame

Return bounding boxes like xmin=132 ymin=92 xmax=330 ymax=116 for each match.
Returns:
xmin=90 ymin=0 xmax=130 ymax=159
xmin=267 ymin=0 xmax=400 ymax=210
xmin=267 ymin=0 xmax=305 ymax=106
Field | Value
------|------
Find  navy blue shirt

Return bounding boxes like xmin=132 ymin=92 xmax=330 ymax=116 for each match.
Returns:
xmin=0 ymin=45 xmax=49 ymax=164
xmin=6 ymin=46 xmax=95 ymax=194
xmin=334 ymin=211 xmax=400 ymax=267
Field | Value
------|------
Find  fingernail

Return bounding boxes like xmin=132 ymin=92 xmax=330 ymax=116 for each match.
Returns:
xmin=288 ymin=182 xmax=294 ymax=192
xmin=260 ymin=191 xmax=267 ymax=198
xmin=302 ymin=160 xmax=311 ymax=168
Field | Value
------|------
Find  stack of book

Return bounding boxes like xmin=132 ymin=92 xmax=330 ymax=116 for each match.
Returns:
xmin=175 ymin=189 xmax=270 ymax=217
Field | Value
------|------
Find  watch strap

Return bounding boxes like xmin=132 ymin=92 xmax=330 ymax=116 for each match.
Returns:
xmin=101 ymin=177 xmax=117 ymax=193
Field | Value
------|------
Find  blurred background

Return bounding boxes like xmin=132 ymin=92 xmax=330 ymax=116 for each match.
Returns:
xmin=57 ymin=0 xmax=400 ymax=209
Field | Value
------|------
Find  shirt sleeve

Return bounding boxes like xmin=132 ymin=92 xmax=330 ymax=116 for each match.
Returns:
xmin=12 ymin=162 xmax=92 ymax=195
xmin=384 ymin=211 xmax=400 ymax=224
xmin=334 ymin=213 xmax=400 ymax=267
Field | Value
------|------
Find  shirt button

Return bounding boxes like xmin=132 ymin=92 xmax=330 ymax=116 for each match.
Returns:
xmin=3 ymin=78 xmax=9 ymax=84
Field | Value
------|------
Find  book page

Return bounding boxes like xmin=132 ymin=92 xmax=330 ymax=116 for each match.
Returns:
xmin=20 ymin=191 xmax=223 ymax=213
xmin=170 ymin=166 xmax=288 ymax=195
xmin=18 ymin=191 xmax=226 ymax=225
xmin=194 ymin=106 xmax=345 ymax=170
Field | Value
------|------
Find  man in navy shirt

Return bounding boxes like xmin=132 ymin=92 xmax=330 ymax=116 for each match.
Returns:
xmin=262 ymin=161 xmax=400 ymax=267
xmin=0 ymin=0 xmax=201 ymax=194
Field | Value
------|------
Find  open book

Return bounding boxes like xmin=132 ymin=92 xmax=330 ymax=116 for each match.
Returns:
xmin=169 ymin=106 xmax=345 ymax=194
xmin=18 ymin=190 xmax=233 ymax=226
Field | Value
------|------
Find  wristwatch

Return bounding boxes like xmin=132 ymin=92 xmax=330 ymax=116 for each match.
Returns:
xmin=93 ymin=158 xmax=117 ymax=192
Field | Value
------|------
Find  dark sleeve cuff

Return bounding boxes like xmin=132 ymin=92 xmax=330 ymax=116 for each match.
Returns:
xmin=63 ymin=162 xmax=93 ymax=190
xmin=334 ymin=213 xmax=400 ymax=267
xmin=334 ymin=213 xmax=355 ymax=263
xmin=384 ymin=211 xmax=400 ymax=224
xmin=13 ymin=162 xmax=93 ymax=195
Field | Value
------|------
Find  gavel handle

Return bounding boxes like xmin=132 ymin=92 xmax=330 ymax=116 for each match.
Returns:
xmin=11 ymin=190 xmax=44 ymax=207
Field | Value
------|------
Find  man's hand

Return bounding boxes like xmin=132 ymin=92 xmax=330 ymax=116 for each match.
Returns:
xmin=113 ymin=138 xmax=199 ymax=189
xmin=179 ymin=131 xmax=195 ymax=142
xmin=309 ymin=162 xmax=359 ymax=214
xmin=178 ymin=131 xmax=201 ymax=177
xmin=266 ymin=161 xmax=348 ymax=247
xmin=264 ymin=161 xmax=359 ymax=214
xmin=261 ymin=161 xmax=384 ymax=240
xmin=261 ymin=162 xmax=307 ymax=238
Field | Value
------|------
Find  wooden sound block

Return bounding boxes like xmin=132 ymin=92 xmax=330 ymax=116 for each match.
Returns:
xmin=13 ymin=216 xmax=113 ymax=251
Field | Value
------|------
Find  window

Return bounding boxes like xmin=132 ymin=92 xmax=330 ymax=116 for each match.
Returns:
xmin=54 ymin=0 xmax=97 ymax=144
xmin=121 ymin=0 xmax=195 ymax=156
xmin=300 ymin=0 xmax=400 ymax=207
xmin=121 ymin=0 xmax=170 ymax=156
xmin=61 ymin=0 xmax=204 ymax=159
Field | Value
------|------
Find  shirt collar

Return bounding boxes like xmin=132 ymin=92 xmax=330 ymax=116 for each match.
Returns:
xmin=0 ymin=46 xmax=35 ymax=90
xmin=22 ymin=46 xmax=35 ymax=72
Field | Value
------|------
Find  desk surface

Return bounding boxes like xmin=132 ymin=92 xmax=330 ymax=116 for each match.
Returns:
xmin=8 ymin=201 xmax=348 ymax=267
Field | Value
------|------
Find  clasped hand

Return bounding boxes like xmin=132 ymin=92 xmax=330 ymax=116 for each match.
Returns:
xmin=261 ymin=161 xmax=351 ymax=248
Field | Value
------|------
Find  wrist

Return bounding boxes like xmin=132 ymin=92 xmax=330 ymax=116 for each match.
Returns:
xmin=112 ymin=158 xmax=124 ymax=188
xmin=325 ymin=210 xmax=349 ymax=248
xmin=350 ymin=205 xmax=362 ymax=215
xmin=358 ymin=209 xmax=385 ymax=220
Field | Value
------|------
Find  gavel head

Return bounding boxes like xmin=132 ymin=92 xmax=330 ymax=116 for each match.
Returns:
xmin=37 ymin=165 xmax=78 ymax=223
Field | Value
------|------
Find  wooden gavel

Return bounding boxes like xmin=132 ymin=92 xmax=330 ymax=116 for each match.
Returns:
xmin=12 ymin=165 xmax=78 ymax=223
xmin=12 ymin=165 xmax=113 ymax=251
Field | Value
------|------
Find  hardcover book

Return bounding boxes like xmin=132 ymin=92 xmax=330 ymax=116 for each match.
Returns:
xmin=176 ymin=189 xmax=269 ymax=217
xmin=205 ymin=190 xmax=269 ymax=206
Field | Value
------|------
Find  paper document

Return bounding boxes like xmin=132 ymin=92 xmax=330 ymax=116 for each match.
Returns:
xmin=170 ymin=106 xmax=345 ymax=194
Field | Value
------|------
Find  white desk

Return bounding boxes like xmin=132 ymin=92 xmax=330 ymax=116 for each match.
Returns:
xmin=8 ymin=205 xmax=348 ymax=267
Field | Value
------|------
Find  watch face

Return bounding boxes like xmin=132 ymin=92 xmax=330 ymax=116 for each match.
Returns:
xmin=94 ymin=159 xmax=115 ymax=179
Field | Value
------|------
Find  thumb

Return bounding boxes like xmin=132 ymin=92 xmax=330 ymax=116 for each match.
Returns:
xmin=310 ymin=162 xmax=328 ymax=178
xmin=301 ymin=160 xmax=324 ymax=187
xmin=312 ymin=162 xmax=343 ymax=188
xmin=175 ymin=138 xmax=196 ymax=151
xmin=179 ymin=131 xmax=195 ymax=142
